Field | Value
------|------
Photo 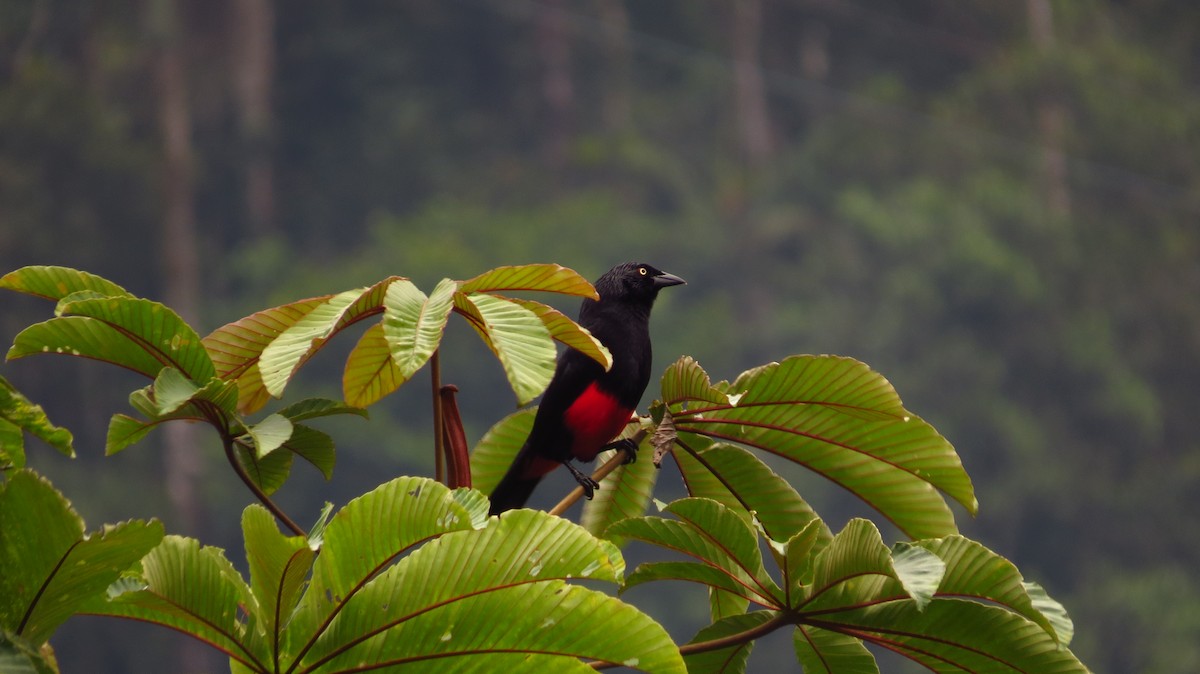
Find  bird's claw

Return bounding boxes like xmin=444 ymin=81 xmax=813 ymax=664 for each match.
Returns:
xmin=616 ymin=438 xmax=639 ymax=465
xmin=565 ymin=461 xmax=601 ymax=499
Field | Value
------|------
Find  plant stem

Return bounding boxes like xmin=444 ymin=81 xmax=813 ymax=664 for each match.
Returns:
xmin=430 ymin=349 xmax=445 ymax=484
xmin=589 ymin=612 xmax=791 ymax=669
xmin=221 ymin=432 xmax=305 ymax=537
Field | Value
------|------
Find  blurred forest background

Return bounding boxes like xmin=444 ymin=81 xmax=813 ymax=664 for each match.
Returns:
xmin=2 ymin=0 xmax=1198 ymax=672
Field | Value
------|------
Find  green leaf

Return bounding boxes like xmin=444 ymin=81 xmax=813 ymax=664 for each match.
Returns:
xmin=505 ymin=297 xmax=612 ymax=370
xmin=381 ymin=277 xmax=457 ymax=381
xmin=105 ymin=415 xmax=156 ymax=456
xmin=284 ymin=476 xmax=481 ymax=659
xmin=783 ymin=520 xmax=827 ymax=600
xmin=806 ymin=599 xmax=1088 ymax=673
xmin=295 ymin=509 xmax=684 ymax=674
xmin=57 ymin=295 xmax=214 ymax=382
xmin=148 ymin=367 xmax=199 ymax=415
xmin=672 ymin=441 xmax=829 ymax=546
xmin=0 ymin=375 xmax=74 ymax=467
xmin=801 ymin=519 xmax=944 ymax=613
xmin=0 ymin=265 xmax=129 ymax=301
xmin=0 ymin=470 xmax=163 ymax=645
xmin=241 ymin=505 xmax=315 ymax=651
xmin=92 ymin=535 xmax=265 ymax=671
xmin=916 ymin=535 xmax=1073 ymax=644
xmin=276 ymin=397 xmax=368 ymax=423
xmin=582 ymin=430 xmax=660 ymax=540
xmin=609 ymin=498 xmax=781 ymax=608
xmin=283 ymin=424 xmax=336 ymax=481
xmin=202 ymin=295 xmax=333 ymax=414
xmin=233 ymin=442 xmax=293 ymax=495
xmin=661 ymin=356 xmax=735 ymax=407
xmin=470 ymin=407 xmax=536 ymax=497
xmin=458 ymin=293 xmax=557 ymax=405
xmin=793 ymin=625 xmax=879 ymax=674
xmin=245 ymin=414 xmax=294 ymax=459
xmin=683 ymin=610 xmax=777 ymax=674
xmin=667 ymin=356 xmax=976 ymax=539
xmin=343 ymin=322 xmax=407 ymax=407
xmin=259 ymin=289 xmax=366 ymax=398
xmin=8 ymin=317 xmax=169 ymax=378
xmin=0 ymin=420 xmax=24 ymax=471
xmin=0 ymin=629 xmax=59 ymax=674
xmin=458 ymin=263 xmax=598 ymax=298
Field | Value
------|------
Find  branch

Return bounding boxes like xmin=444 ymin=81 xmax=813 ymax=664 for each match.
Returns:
xmin=590 ymin=612 xmax=792 ymax=669
xmin=547 ymin=428 xmax=648 ymax=517
xmin=220 ymin=430 xmax=305 ymax=537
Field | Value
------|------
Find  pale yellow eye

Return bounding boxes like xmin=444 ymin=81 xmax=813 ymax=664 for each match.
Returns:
xmin=638 ymin=267 xmax=648 ymax=276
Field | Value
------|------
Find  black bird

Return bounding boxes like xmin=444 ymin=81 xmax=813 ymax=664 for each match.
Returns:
xmin=488 ymin=262 xmax=685 ymax=515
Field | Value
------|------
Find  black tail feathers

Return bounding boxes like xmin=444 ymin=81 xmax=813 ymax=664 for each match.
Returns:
xmin=487 ymin=469 xmax=543 ymax=516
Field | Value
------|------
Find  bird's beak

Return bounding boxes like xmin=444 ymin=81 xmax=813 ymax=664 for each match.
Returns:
xmin=652 ymin=271 xmax=686 ymax=288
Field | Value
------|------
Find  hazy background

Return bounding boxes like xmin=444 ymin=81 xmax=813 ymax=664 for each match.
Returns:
xmin=3 ymin=1 xmax=1198 ymax=671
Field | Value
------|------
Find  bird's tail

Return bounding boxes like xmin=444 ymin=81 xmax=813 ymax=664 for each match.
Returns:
xmin=487 ymin=446 xmax=559 ymax=516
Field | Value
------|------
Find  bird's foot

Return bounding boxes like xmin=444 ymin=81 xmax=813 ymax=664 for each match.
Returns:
xmin=564 ymin=461 xmax=600 ymax=499
xmin=604 ymin=437 xmax=639 ymax=465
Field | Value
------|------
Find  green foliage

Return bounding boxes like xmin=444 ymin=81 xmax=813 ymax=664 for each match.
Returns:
xmin=0 ymin=263 xmax=1091 ymax=672
xmin=0 ymin=470 xmax=163 ymax=671
xmin=0 ymin=375 xmax=74 ymax=471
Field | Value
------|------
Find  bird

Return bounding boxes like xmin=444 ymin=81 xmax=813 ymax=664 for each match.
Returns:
xmin=487 ymin=262 xmax=685 ymax=515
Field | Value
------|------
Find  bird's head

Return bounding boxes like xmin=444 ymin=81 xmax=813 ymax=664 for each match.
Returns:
xmin=593 ymin=262 xmax=686 ymax=306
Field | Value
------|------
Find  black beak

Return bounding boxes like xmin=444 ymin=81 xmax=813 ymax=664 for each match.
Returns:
xmin=652 ymin=271 xmax=686 ymax=288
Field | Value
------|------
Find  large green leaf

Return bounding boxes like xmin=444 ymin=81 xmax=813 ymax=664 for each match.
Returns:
xmin=663 ymin=356 xmax=976 ymax=540
xmin=295 ymin=509 xmax=683 ymax=674
xmin=8 ymin=317 xmax=170 ymax=379
xmin=610 ymin=498 xmax=782 ymax=608
xmin=806 ymin=599 xmax=1087 ymax=673
xmin=242 ymin=505 xmax=316 ymax=657
xmin=53 ymin=295 xmax=215 ymax=381
xmin=671 ymin=440 xmax=829 ymax=546
xmin=457 ymin=263 xmax=598 ymax=298
xmin=342 ymin=322 xmax=406 ymax=407
xmin=284 ymin=476 xmax=482 ymax=661
xmin=92 ymin=535 xmax=265 ymax=670
xmin=259 ymin=289 xmax=366 ymax=398
xmin=469 ymin=407 xmax=535 ymax=496
xmin=203 ymin=296 xmax=333 ymax=414
xmin=0 ymin=376 xmax=74 ymax=471
xmin=381 ymin=278 xmax=457 ymax=380
xmin=916 ymin=535 xmax=1073 ymax=644
xmin=0 ymin=265 xmax=129 ymax=301
xmin=505 ymin=296 xmax=612 ymax=370
xmin=0 ymin=471 xmax=163 ymax=645
xmin=793 ymin=625 xmax=879 ymax=674
xmin=683 ymin=611 xmax=776 ymax=674
xmin=800 ymin=519 xmax=944 ymax=614
xmin=458 ymin=293 xmax=557 ymax=405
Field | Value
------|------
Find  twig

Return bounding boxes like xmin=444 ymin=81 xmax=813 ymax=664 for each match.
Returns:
xmin=220 ymin=431 xmax=306 ymax=537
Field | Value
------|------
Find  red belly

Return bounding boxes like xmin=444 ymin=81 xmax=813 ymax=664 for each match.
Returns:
xmin=563 ymin=382 xmax=634 ymax=461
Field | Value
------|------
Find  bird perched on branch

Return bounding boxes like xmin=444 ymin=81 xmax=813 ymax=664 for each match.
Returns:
xmin=488 ymin=262 xmax=685 ymax=515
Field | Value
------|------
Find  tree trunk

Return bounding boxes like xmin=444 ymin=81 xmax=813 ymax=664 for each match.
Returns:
xmin=1027 ymin=0 xmax=1071 ymax=217
xmin=146 ymin=0 xmax=213 ymax=669
xmin=230 ymin=0 xmax=276 ymax=235
xmin=596 ymin=0 xmax=631 ymax=132
xmin=732 ymin=0 xmax=773 ymax=166
xmin=537 ymin=0 xmax=573 ymax=168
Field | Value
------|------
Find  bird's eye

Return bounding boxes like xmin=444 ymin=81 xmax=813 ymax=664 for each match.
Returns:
xmin=638 ymin=267 xmax=648 ymax=276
